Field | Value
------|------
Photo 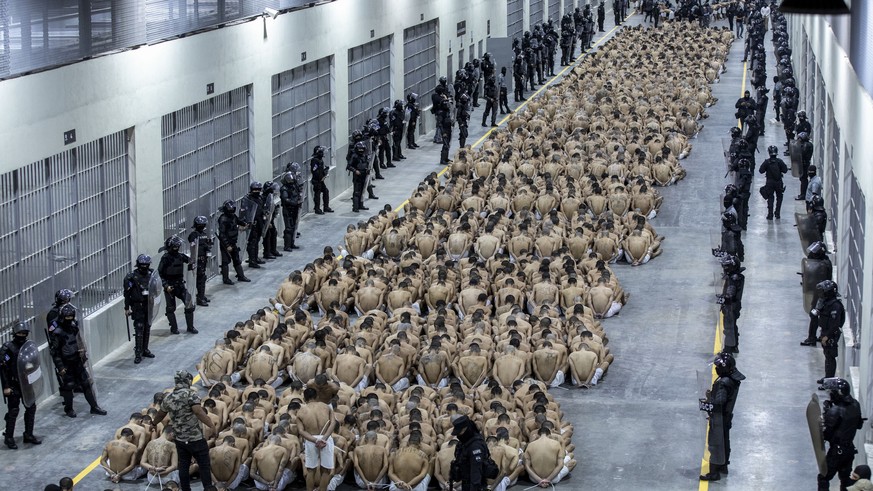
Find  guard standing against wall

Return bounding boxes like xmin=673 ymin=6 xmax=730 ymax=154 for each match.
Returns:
xmin=2 ymin=323 xmax=42 ymax=449
xmin=187 ymin=216 xmax=212 ymax=306
xmin=405 ymin=93 xmax=420 ymax=150
xmin=123 ymin=254 xmax=157 ymax=363
xmin=812 ymin=280 xmax=845 ymax=386
xmin=310 ymin=146 xmax=334 ymax=214
xmin=816 ymin=378 xmax=863 ymax=491
xmin=244 ymin=181 xmax=266 ymax=268
xmin=216 ymin=200 xmax=250 ymax=285
xmin=390 ymin=100 xmax=406 ymax=161
xmin=347 ymin=142 xmax=370 ymax=213
xmin=261 ymin=181 xmax=282 ymax=260
xmin=158 ymin=236 xmax=197 ymax=334
xmin=46 ymin=289 xmax=74 ymax=331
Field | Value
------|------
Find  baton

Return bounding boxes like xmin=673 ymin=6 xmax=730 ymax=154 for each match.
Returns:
xmin=124 ymin=312 xmax=131 ymax=342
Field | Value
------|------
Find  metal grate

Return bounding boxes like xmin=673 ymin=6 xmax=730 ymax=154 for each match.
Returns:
xmin=507 ymin=0 xmax=524 ymax=41
xmin=549 ymin=0 xmax=561 ymax=23
xmin=403 ymin=20 xmax=438 ymax=116
xmin=348 ymin=35 xmax=392 ymax=135
xmin=0 ymin=131 xmax=131 ymax=344
xmin=827 ymin=98 xmax=839 ymax=236
xmin=530 ymin=0 xmax=545 ymax=28
xmin=566 ymin=0 xmax=576 ymax=16
xmin=271 ymin=55 xmax=334 ymax=196
xmin=0 ymin=0 xmax=327 ymax=81
xmin=845 ymin=170 xmax=865 ymax=347
xmin=161 ymin=86 xmax=252 ymax=242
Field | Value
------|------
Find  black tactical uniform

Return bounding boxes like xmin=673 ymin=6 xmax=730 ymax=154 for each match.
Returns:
xmin=801 ymin=243 xmax=833 ymax=347
xmin=700 ymin=353 xmax=745 ymax=481
xmin=158 ymin=237 xmax=196 ymax=334
xmin=733 ymin=159 xmax=753 ymax=231
xmin=798 ymin=133 xmax=814 ymax=199
xmin=813 ymin=281 xmax=845 ymax=381
xmin=481 ymin=78 xmax=497 ymax=127
xmin=439 ymin=97 xmax=455 ymax=166
xmin=817 ymin=378 xmax=863 ymax=490
xmin=310 ymin=146 xmax=333 ymax=214
xmin=718 ymin=256 xmax=745 ymax=354
xmin=390 ymin=100 xmax=406 ymax=161
xmin=48 ymin=305 xmax=105 ymax=418
xmin=758 ymin=147 xmax=788 ymax=220
xmin=2 ymin=324 xmax=41 ymax=449
xmin=597 ymin=2 xmax=606 ymax=31
xmin=405 ymin=94 xmax=420 ymax=150
xmin=513 ymin=55 xmax=526 ymax=101
xmin=216 ymin=200 xmax=250 ymax=285
xmin=186 ymin=217 xmax=213 ymax=305
xmin=243 ymin=183 xmax=266 ymax=267
xmin=45 ymin=289 xmax=73 ymax=333
xmin=280 ymin=166 xmax=303 ymax=250
xmin=432 ymin=81 xmax=448 ymax=144
xmin=261 ymin=181 xmax=281 ymax=260
xmin=347 ymin=143 xmax=370 ymax=213
xmin=375 ymin=109 xmax=392 ymax=170
xmin=457 ymin=95 xmax=471 ymax=148
xmin=450 ymin=415 xmax=490 ymax=491
xmin=481 ymin=54 xmax=495 ymax=81
xmin=123 ymin=254 xmax=156 ymax=363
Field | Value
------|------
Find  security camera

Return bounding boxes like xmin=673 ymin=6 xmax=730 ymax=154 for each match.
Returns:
xmin=264 ymin=7 xmax=279 ymax=19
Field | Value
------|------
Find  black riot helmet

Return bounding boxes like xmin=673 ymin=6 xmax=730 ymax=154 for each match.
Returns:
xmin=394 ymin=99 xmax=404 ymax=110
xmin=59 ymin=303 xmax=77 ymax=320
xmin=378 ymin=107 xmax=390 ymax=119
xmin=724 ymin=183 xmax=738 ymax=196
xmin=282 ymin=172 xmax=296 ymax=184
xmin=406 ymin=92 xmax=418 ymax=104
xmin=798 ymin=110 xmax=807 ymax=119
xmin=313 ymin=145 xmax=325 ymax=159
xmin=768 ymin=145 xmax=779 ymax=156
xmin=352 ymin=130 xmax=363 ymax=142
xmin=821 ymin=377 xmax=850 ymax=398
xmin=222 ymin=199 xmax=237 ymax=213
xmin=483 ymin=52 xmax=491 ymax=62
xmin=193 ymin=216 xmax=208 ymax=229
xmin=810 ymin=194 xmax=825 ymax=211
xmin=722 ymin=212 xmax=737 ymax=226
xmin=730 ymin=127 xmax=742 ymax=138
xmin=797 ymin=131 xmax=809 ymax=141
xmin=250 ymin=181 xmax=263 ymax=193
xmin=166 ymin=236 xmax=183 ymax=252
xmin=438 ymin=76 xmax=447 ymax=86
xmin=720 ymin=254 xmax=741 ymax=273
xmin=816 ymin=280 xmax=839 ymax=299
xmin=354 ymin=141 xmax=367 ymax=154
xmin=459 ymin=93 xmax=470 ymax=104
xmin=55 ymin=288 xmax=74 ymax=305
xmin=13 ymin=322 xmax=30 ymax=337
xmin=713 ymin=352 xmax=736 ymax=378
xmin=136 ymin=254 xmax=152 ymax=270
xmin=806 ymin=241 xmax=828 ymax=260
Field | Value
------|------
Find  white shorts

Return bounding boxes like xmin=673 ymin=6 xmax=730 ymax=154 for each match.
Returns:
xmin=355 ymin=374 xmax=369 ymax=393
xmin=416 ymin=374 xmax=448 ymax=389
xmin=327 ymin=471 xmax=345 ymax=491
xmin=304 ymin=436 xmax=335 ymax=469
xmin=105 ymin=465 xmax=145 ymax=481
xmin=550 ymin=370 xmax=565 ymax=388
xmin=605 ymin=301 xmax=622 ymax=318
xmin=391 ymin=377 xmax=410 ymax=392
xmin=213 ymin=463 xmax=247 ymax=490
xmin=491 ymin=476 xmax=511 ymax=491
xmin=551 ymin=464 xmax=571 ymax=484
xmin=146 ymin=470 xmax=180 ymax=488
xmin=254 ymin=468 xmax=295 ymax=490
xmin=354 ymin=471 xmax=388 ymax=489
xmin=390 ymin=474 xmax=430 ymax=491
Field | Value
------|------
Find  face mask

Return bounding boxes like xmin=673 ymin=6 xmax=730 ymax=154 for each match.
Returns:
xmin=13 ymin=335 xmax=28 ymax=345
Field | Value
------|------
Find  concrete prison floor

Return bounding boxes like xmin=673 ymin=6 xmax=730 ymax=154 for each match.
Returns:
xmin=1 ymin=12 xmax=826 ymax=491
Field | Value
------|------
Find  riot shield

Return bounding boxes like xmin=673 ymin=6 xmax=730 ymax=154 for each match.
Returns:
xmin=801 ymin=258 xmax=833 ymax=313
xmin=720 ymin=138 xmax=734 ymax=172
xmin=147 ymin=270 xmax=163 ymax=324
xmin=238 ymin=196 xmax=259 ymax=243
xmin=697 ymin=367 xmax=714 ymax=414
xmin=16 ymin=339 xmax=44 ymax=408
xmin=806 ymin=393 xmax=827 ymax=475
xmin=262 ymin=195 xmax=279 ymax=237
xmin=188 ymin=235 xmax=200 ymax=296
xmin=795 ymin=212 xmax=822 ymax=251
xmin=31 ymin=266 xmax=75 ymax=345
xmin=789 ymin=139 xmax=803 ymax=178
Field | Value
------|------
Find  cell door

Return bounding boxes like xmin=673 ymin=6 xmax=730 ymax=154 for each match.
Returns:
xmin=549 ymin=0 xmax=561 ymax=22
xmin=404 ymin=19 xmax=439 ymax=122
xmin=348 ymin=35 xmax=393 ymax=134
xmin=507 ymin=0 xmax=524 ymax=40
xmin=530 ymin=0 xmax=545 ymax=27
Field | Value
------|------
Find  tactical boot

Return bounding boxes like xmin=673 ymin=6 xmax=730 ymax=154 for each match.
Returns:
xmin=236 ymin=276 xmax=251 ymax=282
xmin=248 ymin=261 xmax=261 ymax=269
xmin=142 ymin=331 xmax=155 ymax=358
xmin=167 ymin=312 xmax=180 ymax=334
xmin=222 ymin=274 xmax=234 ymax=285
xmin=90 ymin=406 xmax=108 ymax=416
xmin=271 ymin=249 xmax=283 ymax=257
xmin=22 ymin=434 xmax=41 ymax=445
xmin=314 ymin=209 xmax=324 ymax=215
xmin=4 ymin=435 xmax=17 ymax=449
xmin=185 ymin=310 xmax=198 ymax=334
xmin=134 ymin=334 xmax=143 ymax=364
xmin=196 ymin=297 xmax=209 ymax=307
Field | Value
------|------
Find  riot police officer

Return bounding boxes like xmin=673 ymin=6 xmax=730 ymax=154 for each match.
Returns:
xmin=450 ymin=415 xmax=489 ymax=491
xmin=46 ymin=288 xmax=74 ymax=331
xmin=261 ymin=180 xmax=282 ymax=259
xmin=405 ymin=93 xmax=420 ymax=150
xmin=513 ymin=55 xmax=526 ymax=101
xmin=796 ymin=131 xmax=814 ymax=200
xmin=390 ymin=100 xmax=406 ymax=161
xmin=48 ymin=304 xmax=106 ymax=418
xmin=699 ymin=352 xmax=745 ymax=481
xmin=733 ymin=158 xmax=753 ymax=231
xmin=597 ymin=1 xmax=606 ymax=31
xmin=471 ymin=59 xmax=482 ymax=107
xmin=439 ymin=96 xmax=455 ymax=167
xmin=216 ymin=200 xmax=250 ymax=285
xmin=244 ymin=181 xmax=267 ymax=267
xmin=187 ymin=216 xmax=213 ymax=306
xmin=457 ymin=94 xmax=471 ymax=148
xmin=481 ymin=77 xmax=497 ymax=127
xmin=718 ymin=255 xmax=745 ymax=354
xmin=375 ymin=107 xmax=393 ymax=169
xmin=809 ymin=194 xmax=828 ymax=242
xmin=280 ymin=164 xmax=304 ymax=250
xmin=158 ymin=236 xmax=197 ymax=334
xmin=714 ymin=212 xmax=744 ymax=263
xmin=758 ymin=145 xmax=788 ymax=220
xmin=123 ymin=254 xmax=157 ymax=363
xmin=481 ymin=52 xmax=495 ymax=81
xmin=347 ymin=142 xmax=370 ymax=213
xmin=817 ymin=378 xmax=863 ymax=490
xmin=812 ymin=281 xmax=845 ymax=384
xmin=432 ymin=80 xmax=448 ymax=144
xmin=310 ymin=146 xmax=333 ymax=214
xmin=801 ymin=241 xmax=833 ymax=347
xmin=2 ymin=323 xmax=42 ymax=448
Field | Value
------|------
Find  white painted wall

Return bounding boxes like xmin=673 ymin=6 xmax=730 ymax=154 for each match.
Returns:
xmin=788 ymin=12 xmax=873 ymax=465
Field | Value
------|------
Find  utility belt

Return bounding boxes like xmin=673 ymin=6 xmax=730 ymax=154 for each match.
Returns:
xmin=830 ymin=441 xmax=856 ymax=455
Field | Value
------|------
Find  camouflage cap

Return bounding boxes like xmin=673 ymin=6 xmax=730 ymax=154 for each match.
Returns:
xmin=174 ymin=370 xmax=193 ymax=386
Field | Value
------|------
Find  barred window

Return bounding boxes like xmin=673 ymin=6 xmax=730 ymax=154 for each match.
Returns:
xmin=0 ymin=131 xmax=131 ymax=344
xmin=404 ymin=20 xmax=439 ymax=113
xmin=348 ymin=35 xmax=393 ymax=134
xmin=508 ymin=0 xmax=525 ymax=41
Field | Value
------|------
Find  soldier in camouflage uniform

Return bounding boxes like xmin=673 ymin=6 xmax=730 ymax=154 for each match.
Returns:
xmin=153 ymin=371 xmax=216 ymax=491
